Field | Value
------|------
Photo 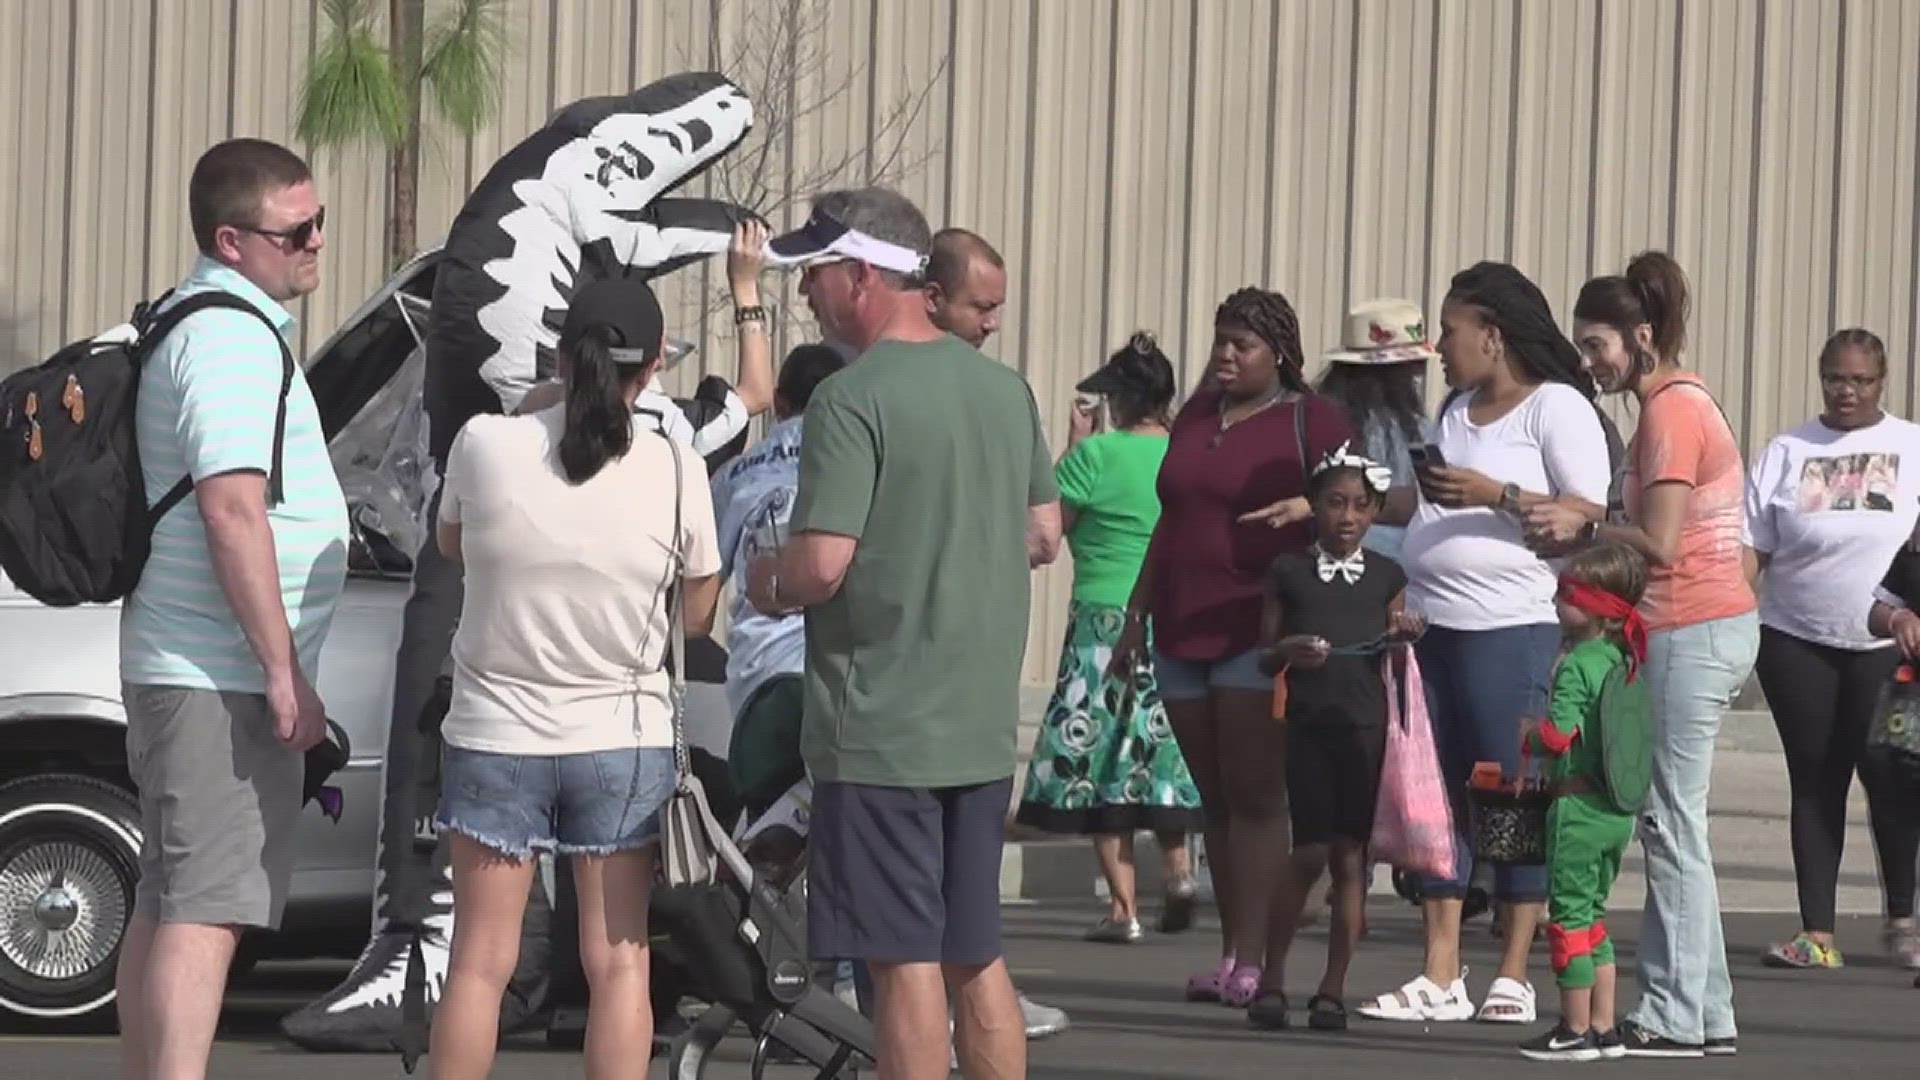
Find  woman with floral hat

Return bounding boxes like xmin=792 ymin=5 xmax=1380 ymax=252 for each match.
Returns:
xmin=1311 ymin=299 xmax=1438 ymax=561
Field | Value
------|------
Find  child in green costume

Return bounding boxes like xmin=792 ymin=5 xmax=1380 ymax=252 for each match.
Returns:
xmin=1517 ymin=542 xmax=1651 ymax=1063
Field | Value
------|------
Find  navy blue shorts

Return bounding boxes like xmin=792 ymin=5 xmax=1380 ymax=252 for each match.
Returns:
xmin=807 ymin=777 xmax=1012 ymax=966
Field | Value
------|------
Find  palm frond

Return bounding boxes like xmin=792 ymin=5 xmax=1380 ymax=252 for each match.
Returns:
xmin=421 ymin=0 xmax=510 ymax=133
xmin=296 ymin=0 xmax=406 ymax=149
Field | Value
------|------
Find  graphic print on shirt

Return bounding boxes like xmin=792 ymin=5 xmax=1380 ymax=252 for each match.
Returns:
xmin=1796 ymin=452 xmax=1899 ymax=514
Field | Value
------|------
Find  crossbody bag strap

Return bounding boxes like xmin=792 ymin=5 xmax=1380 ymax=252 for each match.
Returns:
xmin=660 ymin=433 xmax=690 ymax=787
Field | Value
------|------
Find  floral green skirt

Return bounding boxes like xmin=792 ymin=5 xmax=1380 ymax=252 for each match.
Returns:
xmin=1015 ymin=601 xmax=1205 ymax=836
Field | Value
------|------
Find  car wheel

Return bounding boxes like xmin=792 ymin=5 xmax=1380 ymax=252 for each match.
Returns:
xmin=0 ymin=774 xmax=142 ymax=1020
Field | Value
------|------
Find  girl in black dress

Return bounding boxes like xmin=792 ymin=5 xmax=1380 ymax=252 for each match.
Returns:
xmin=1246 ymin=444 xmax=1426 ymax=1031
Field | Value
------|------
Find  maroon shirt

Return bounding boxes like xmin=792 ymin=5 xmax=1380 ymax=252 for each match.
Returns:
xmin=1149 ymin=388 xmax=1354 ymax=660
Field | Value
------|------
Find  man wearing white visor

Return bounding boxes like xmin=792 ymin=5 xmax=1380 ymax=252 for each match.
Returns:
xmin=749 ymin=187 xmax=1063 ymax=1079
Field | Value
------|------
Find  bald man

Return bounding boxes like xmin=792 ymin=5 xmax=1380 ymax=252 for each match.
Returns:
xmin=925 ymin=228 xmax=1008 ymax=349
xmin=915 ymin=226 xmax=1071 ymax=1044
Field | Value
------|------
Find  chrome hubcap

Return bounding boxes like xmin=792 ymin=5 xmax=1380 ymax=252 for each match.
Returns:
xmin=0 ymin=841 xmax=127 ymax=981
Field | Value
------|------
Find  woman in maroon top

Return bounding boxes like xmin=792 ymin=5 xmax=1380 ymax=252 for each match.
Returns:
xmin=1114 ymin=287 xmax=1353 ymax=1006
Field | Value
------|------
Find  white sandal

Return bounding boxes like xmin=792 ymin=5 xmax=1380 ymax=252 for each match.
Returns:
xmin=1355 ymin=968 xmax=1475 ymax=1022
xmin=1476 ymin=976 xmax=1537 ymax=1023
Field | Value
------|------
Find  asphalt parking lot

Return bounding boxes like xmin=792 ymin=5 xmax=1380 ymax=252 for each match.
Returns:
xmin=6 ymin=903 xmax=1916 ymax=1079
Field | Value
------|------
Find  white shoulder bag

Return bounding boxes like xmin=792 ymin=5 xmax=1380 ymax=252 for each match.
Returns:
xmin=655 ymin=434 xmax=733 ymax=887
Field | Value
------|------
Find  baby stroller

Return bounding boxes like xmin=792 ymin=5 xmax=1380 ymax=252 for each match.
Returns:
xmin=649 ymin=671 xmax=877 ymax=1079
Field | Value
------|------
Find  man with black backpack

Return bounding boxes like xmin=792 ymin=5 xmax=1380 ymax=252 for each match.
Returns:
xmin=113 ymin=138 xmax=347 ymax=1080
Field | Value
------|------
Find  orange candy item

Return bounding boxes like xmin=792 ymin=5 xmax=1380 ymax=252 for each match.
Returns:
xmin=1469 ymin=761 xmax=1506 ymax=791
xmin=1270 ymin=666 xmax=1290 ymax=720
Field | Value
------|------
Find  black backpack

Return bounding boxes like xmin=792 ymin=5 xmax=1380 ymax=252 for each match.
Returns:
xmin=0 ymin=292 xmax=294 ymax=606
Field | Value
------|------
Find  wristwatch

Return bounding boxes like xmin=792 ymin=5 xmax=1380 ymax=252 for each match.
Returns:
xmin=1498 ymin=482 xmax=1522 ymax=515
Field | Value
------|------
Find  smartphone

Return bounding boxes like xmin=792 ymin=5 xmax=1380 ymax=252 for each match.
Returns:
xmin=1411 ymin=443 xmax=1447 ymax=471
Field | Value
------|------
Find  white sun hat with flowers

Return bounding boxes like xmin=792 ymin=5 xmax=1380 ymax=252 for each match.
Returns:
xmin=1323 ymin=298 xmax=1441 ymax=365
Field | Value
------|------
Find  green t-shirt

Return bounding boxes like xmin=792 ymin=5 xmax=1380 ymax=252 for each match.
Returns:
xmin=1055 ymin=431 xmax=1168 ymax=606
xmin=791 ymin=334 xmax=1059 ymax=787
xmin=1533 ymin=636 xmax=1624 ymax=789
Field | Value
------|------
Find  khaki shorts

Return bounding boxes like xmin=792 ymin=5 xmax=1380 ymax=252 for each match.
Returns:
xmin=123 ymin=683 xmax=303 ymax=929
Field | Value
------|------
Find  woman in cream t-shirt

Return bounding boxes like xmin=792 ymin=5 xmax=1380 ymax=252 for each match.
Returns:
xmin=426 ymin=276 xmax=723 ymax=1080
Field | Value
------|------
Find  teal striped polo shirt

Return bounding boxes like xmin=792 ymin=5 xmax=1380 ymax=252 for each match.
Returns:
xmin=119 ymin=257 xmax=350 ymax=693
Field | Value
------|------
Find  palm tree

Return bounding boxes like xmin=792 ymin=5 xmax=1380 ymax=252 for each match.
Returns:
xmin=296 ymin=0 xmax=510 ymax=268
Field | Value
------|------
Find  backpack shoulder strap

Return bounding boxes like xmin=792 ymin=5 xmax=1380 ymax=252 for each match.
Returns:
xmin=140 ymin=291 xmax=299 ymax=521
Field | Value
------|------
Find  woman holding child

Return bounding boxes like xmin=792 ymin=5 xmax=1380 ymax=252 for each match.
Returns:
xmin=1524 ymin=251 xmax=1758 ymax=1057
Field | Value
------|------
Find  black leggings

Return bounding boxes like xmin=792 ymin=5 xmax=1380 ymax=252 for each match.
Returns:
xmin=1756 ymin=626 xmax=1920 ymax=929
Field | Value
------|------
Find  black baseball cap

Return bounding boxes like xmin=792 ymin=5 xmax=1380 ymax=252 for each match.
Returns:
xmin=558 ymin=276 xmax=666 ymax=363
xmin=1076 ymin=337 xmax=1174 ymax=399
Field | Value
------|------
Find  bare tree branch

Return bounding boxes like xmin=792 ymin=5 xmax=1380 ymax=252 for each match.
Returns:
xmin=674 ymin=0 xmax=945 ymax=325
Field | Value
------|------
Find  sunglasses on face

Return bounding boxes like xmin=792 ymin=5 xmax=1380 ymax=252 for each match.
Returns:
xmin=240 ymin=206 xmax=326 ymax=251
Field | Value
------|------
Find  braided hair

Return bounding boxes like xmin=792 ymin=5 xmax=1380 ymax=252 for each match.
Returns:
xmin=1215 ymin=286 xmax=1310 ymax=394
xmin=1446 ymin=261 xmax=1596 ymax=399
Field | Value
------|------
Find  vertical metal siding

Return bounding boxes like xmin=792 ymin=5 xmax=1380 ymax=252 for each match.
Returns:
xmin=1831 ymin=0 xmax=1920 ymax=415
xmin=3 ymin=1 xmax=75 ymax=361
xmin=1670 ymin=0 xmax=1764 ymax=451
xmin=1270 ymin=0 xmax=1356 ymax=388
xmin=12 ymin=0 xmax=1920 ymax=686
xmin=1346 ymin=0 xmax=1433 ymax=314
xmin=1749 ymin=0 xmax=1843 ymax=448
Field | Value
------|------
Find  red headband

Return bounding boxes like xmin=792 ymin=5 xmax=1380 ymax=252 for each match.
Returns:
xmin=1557 ymin=576 xmax=1647 ymax=681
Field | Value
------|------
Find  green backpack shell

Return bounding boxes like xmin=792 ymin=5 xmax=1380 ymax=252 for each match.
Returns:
xmin=1596 ymin=659 xmax=1654 ymax=815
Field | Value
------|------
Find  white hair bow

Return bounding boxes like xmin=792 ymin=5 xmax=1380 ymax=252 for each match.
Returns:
xmin=1314 ymin=441 xmax=1393 ymax=494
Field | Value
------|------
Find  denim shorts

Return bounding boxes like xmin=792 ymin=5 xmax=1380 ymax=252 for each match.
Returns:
xmin=1151 ymin=648 xmax=1270 ymax=700
xmin=436 ymin=744 xmax=676 ymax=859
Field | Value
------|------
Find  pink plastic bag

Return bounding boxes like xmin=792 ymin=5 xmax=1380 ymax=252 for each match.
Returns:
xmin=1370 ymin=648 xmax=1457 ymax=880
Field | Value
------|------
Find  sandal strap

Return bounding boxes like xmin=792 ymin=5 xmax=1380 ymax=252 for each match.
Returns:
xmin=1367 ymin=974 xmax=1441 ymax=1011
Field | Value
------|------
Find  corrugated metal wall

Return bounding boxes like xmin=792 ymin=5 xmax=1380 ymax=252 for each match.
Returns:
xmin=6 ymin=0 xmax=1920 ymax=685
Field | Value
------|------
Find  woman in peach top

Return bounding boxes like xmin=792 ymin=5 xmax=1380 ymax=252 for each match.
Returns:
xmin=1524 ymin=252 xmax=1757 ymax=1058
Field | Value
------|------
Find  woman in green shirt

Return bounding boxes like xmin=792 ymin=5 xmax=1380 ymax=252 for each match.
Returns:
xmin=1016 ymin=333 xmax=1205 ymax=943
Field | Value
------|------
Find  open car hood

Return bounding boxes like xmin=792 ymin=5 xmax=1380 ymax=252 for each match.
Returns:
xmin=309 ymin=247 xmax=445 ymax=578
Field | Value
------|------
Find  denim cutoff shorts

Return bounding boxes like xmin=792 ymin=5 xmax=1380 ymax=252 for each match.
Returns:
xmin=436 ymin=744 xmax=677 ymax=859
xmin=1152 ymin=647 xmax=1271 ymax=700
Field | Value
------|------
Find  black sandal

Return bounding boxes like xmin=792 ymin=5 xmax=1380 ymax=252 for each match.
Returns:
xmin=1306 ymin=993 xmax=1348 ymax=1031
xmin=1247 ymin=991 xmax=1290 ymax=1030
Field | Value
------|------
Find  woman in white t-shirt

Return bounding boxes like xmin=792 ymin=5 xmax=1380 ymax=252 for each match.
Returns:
xmin=1356 ymin=262 xmax=1611 ymax=1027
xmin=1745 ymin=328 xmax=1920 ymax=973
xmin=426 ymin=277 xmax=723 ymax=1080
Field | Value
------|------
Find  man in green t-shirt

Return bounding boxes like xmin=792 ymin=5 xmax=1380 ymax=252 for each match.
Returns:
xmin=751 ymin=188 xmax=1061 ymax=1080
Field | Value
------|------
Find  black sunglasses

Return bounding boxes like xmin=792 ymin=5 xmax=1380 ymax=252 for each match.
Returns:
xmin=239 ymin=206 xmax=326 ymax=250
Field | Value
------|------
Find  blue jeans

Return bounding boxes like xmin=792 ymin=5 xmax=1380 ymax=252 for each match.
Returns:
xmin=1627 ymin=610 xmax=1759 ymax=1045
xmin=1416 ymin=623 xmax=1561 ymax=900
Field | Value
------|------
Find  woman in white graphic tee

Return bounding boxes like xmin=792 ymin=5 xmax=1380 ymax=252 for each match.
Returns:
xmin=1744 ymin=328 xmax=1920 ymax=973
